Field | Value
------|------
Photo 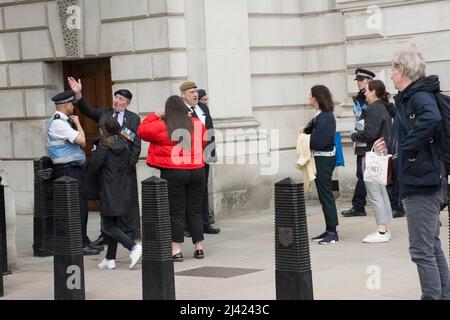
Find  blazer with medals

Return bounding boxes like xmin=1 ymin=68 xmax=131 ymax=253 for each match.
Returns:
xmin=75 ymin=97 xmax=141 ymax=166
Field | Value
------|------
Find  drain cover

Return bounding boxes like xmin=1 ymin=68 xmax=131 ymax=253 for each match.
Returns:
xmin=175 ymin=266 xmax=263 ymax=278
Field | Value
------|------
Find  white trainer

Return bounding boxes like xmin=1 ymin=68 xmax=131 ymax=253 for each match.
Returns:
xmin=363 ymin=231 xmax=390 ymax=243
xmin=98 ymin=258 xmax=116 ymax=270
xmin=129 ymin=244 xmax=142 ymax=270
xmin=386 ymin=231 xmax=392 ymax=240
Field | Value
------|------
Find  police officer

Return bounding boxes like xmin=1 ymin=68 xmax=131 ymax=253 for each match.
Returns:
xmin=341 ymin=68 xmax=375 ymax=217
xmin=47 ymin=91 xmax=101 ymax=255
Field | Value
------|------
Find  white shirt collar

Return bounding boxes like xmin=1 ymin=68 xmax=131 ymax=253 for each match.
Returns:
xmin=55 ymin=111 xmax=69 ymax=120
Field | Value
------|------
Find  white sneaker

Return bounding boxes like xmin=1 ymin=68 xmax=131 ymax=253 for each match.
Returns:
xmin=386 ymin=231 xmax=392 ymax=240
xmin=129 ymin=244 xmax=142 ymax=270
xmin=363 ymin=231 xmax=390 ymax=243
xmin=98 ymin=258 xmax=116 ymax=270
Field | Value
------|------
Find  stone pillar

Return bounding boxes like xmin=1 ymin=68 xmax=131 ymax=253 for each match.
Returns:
xmin=0 ymin=163 xmax=17 ymax=271
xmin=184 ymin=0 xmax=272 ymax=219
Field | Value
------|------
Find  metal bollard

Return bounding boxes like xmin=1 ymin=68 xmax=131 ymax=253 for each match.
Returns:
xmin=141 ymin=176 xmax=175 ymax=300
xmin=0 ymin=178 xmax=6 ymax=296
xmin=33 ymin=156 xmax=54 ymax=257
xmin=53 ymin=176 xmax=85 ymax=300
xmin=274 ymin=178 xmax=313 ymax=300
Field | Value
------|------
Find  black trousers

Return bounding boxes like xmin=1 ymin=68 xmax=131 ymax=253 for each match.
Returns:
xmin=352 ymin=155 xmax=367 ymax=211
xmin=102 ymin=216 xmax=136 ymax=260
xmin=201 ymin=164 xmax=211 ymax=229
xmin=98 ymin=167 xmax=140 ymax=241
xmin=386 ymin=158 xmax=402 ymax=211
xmin=53 ymin=165 xmax=89 ymax=246
xmin=314 ymin=156 xmax=339 ymax=230
xmin=161 ymin=168 xmax=205 ymax=244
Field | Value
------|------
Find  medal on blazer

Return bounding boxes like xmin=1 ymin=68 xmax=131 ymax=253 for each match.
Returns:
xmin=120 ymin=127 xmax=136 ymax=141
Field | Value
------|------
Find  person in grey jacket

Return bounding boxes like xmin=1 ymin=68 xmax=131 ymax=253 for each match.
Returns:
xmin=351 ymin=80 xmax=393 ymax=243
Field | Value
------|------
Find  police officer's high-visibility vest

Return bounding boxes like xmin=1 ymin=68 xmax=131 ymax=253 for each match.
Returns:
xmin=46 ymin=116 xmax=86 ymax=165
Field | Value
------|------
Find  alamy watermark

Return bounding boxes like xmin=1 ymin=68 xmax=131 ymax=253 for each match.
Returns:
xmin=168 ymin=126 xmax=280 ymax=176
xmin=366 ymin=265 xmax=382 ymax=290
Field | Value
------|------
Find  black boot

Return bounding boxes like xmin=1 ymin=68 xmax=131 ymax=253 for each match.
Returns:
xmin=341 ymin=207 xmax=366 ymax=217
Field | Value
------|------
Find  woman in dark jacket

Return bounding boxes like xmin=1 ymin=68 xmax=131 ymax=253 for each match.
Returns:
xmin=351 ymin=80 xmax=393 ymax=243
xmin=84 ymin=115 xmax=142 ymax=270
xmin=137 ymin=95 xmax=207 ymax=261
xmin=301 ymin=85 xmax=339 ymax=245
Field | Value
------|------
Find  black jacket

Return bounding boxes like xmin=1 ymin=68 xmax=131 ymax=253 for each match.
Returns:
xmin=75 ymin=97 xmax=141 ymax=166
xmin=351 ymin=100 xmax=393 ymax=152
xmin=196 ymin=102 xmax=217 ymax=163
xmin=304 ymin=111 xmax=336 ymax=152
xmin=83 ymin=136 xmax=132 ymax=217
xmin=394 ymin=75 xmax=443 ymax=199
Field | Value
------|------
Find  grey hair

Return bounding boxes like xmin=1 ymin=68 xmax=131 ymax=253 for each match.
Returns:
xmin=392 ymin=50 xmax=426 ymax=81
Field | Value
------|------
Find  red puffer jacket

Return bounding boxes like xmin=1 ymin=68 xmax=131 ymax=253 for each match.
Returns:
xmin=137 ymin=114 xmax=207 ymax=169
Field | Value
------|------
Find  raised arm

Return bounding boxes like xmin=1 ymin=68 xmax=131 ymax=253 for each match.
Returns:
xmin=68 ymin=76 xmax=103 ymax=122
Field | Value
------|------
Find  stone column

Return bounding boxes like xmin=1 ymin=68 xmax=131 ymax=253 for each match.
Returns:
xmin=184 ymin=0 xmax=271 ymax=220
xmin=0 ymin=163 xmax=17 ymax=271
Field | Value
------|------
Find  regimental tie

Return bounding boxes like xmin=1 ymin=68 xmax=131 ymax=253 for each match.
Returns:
xmin=190 ymin=108 xmax=198 ymax=119
xmin=113 ymin=111 xmax=119 ymax=121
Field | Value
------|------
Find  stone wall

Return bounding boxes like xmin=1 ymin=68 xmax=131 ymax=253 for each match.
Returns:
xmin=1 ymin=0 xmax=450 ymax=218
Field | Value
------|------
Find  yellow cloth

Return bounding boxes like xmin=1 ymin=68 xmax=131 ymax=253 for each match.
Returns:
xmin=296 ymin=133 xmax=316 ymax=190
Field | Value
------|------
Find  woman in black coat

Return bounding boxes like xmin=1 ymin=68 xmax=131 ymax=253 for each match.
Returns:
xmin=351 ymin=80 xmax=393 ymax=243
xmin=84 ymin=115 xmax=142 ymax=270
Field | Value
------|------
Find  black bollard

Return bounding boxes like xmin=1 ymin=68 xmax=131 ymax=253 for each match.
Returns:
xmin=274 ymin=177 xmax=313 ymax=300
xmin=141 ymin=176 xmax=175 ymax=300
xmin=33 ymin=156 xmax=54 ymax=257
xmin=53 ymin=176 xmax=85 ymax=300
xmin=0 ymin=178 xmax=6 ymax=296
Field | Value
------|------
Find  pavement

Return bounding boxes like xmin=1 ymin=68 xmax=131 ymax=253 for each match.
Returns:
xmin=1 ymin=200 xmax=449 ymax=300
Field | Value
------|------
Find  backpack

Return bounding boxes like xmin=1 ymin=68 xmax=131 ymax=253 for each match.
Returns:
xmin=433 ymin=93 xmax=450 ymax=175
xmin=404 ymin=92 xmax=450 ymax=175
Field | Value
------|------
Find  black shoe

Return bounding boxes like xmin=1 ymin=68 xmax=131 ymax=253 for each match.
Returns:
xmin=341 ymin=208 xmax=366 ymax=217
xmin=172 ymin=252 xmax=183 ymax=262
xmin=88 ymin=242 xmax=104 ymax=251
xmin=194 ymin=249 xmax=204 ymax=259
xmin=311 ymin=231 xmax=329 ymax=242
xmin=392 ymin=209 xmax=405 ymax=218
xmin=204 ymin=226 xmax=221 ymax=234
xmin=184 ymin=230 xmax=192 ymax=237
xmin=82 ymin=245 xmax=101 ymax=256
xmin=92 ymin=234 xmax=108 ymax=246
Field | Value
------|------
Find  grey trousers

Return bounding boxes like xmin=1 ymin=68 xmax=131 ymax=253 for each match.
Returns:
xmin=403 ymin=191 xmax=450 ymax=300
xmin=365 ymin=181 xmax=393 ymax=225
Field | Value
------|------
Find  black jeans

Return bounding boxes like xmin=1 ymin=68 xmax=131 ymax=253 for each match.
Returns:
xmin=53 ymin=165 xmax=89 ymax=246
xmin=352 ymin=155 xmax=367 ymax=211
xmin=314 ymin=156 xmax=339 ymax=230
xmin=101 ymin=216 xmax=136 ymax=260
xmin=161 ymin=168 xmax=205 ymax=244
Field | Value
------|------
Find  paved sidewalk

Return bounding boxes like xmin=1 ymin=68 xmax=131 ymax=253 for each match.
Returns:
xmin=1 ymin=201 xmax=449 ymax=300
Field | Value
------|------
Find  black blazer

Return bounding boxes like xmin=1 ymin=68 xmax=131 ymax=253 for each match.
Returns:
xmin=75 ymin=97 xmax=141 ymax=166
xmin=197 ymin=102 xmax=217 ymax=162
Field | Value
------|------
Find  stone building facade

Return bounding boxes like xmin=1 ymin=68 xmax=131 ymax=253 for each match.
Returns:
xmin=1 ymin=0 xmax=450 ymax=223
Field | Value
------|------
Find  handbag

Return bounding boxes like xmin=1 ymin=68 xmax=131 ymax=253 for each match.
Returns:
xmin=363 ymin=149 xmax=392 ymax=185
xmin=335 ymin=131 xmax=345 ymax=167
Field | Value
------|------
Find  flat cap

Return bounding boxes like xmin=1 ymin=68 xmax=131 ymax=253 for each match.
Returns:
xmin=354 ymin=68 xmax=375 ymax=80
xmin=179 ymin=81 xmax=197 ymax=91
xmin=114 ymin=89 xmax=132 ymax=100
xmin=51 ymin=91 xmax=75 ymax=105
